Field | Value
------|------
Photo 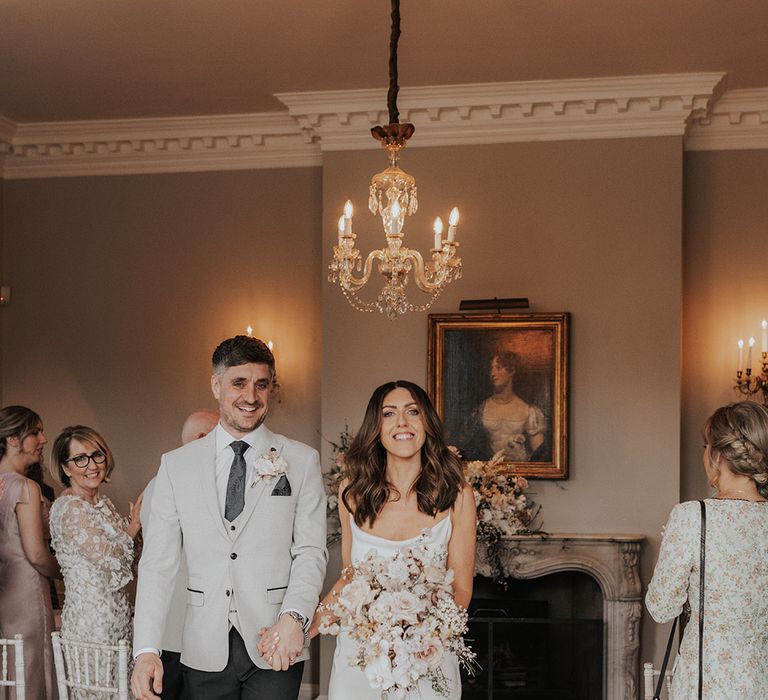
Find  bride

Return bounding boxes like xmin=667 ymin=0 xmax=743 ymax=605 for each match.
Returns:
xmin=313 ymin=380 xmax=477 ymax=699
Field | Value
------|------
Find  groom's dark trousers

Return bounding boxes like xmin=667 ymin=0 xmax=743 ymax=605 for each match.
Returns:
xmin=182 ymin=628 xmax=304 ymax=700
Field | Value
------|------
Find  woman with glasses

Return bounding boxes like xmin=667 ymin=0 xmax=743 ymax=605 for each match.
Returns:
xmin=49 ymin=425 xmax=142 ymax=694
xmin=0 ymin=405 xmax=61 ymax=699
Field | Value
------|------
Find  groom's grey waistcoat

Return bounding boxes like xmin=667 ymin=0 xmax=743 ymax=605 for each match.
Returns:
xmin=133 ymin=427 xmax=327 ymax=671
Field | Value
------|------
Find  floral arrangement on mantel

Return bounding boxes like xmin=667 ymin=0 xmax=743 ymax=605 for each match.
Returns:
xmin=324 ymin=430 xmax=543 ymax=584
xmin=461 ymin=449 xmax=543 ymax=584
xmin=325 ymin=426 xmax=354 ymax=546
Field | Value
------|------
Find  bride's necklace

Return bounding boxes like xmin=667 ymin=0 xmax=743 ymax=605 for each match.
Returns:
xmin=717 ymin=489 xmax=767 ymax=502
xmin=491 ymin=394 xmax=516 ymax=405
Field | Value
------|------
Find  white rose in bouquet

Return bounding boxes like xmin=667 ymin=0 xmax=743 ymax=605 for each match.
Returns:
xmin=339 ymin=578 xmax=375 ymax=616
xmin=390 ymin=590 xmax=423 ymax=625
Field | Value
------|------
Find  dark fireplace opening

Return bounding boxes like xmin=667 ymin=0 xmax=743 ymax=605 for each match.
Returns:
xmin=462 ymin=572 xmax=603 ymax=699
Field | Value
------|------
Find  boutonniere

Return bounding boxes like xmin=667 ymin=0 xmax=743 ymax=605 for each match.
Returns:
xmin=252 ymin=447 xmax=288 ymax=485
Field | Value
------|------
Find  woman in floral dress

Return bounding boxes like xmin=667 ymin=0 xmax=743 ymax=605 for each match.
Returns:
xmin=49 ymin=425 xmax=142 ymax=698
xmin=646 ymin=401 xmax=768 ymax=699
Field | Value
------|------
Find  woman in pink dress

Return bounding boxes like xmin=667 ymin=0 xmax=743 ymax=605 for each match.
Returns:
xmin=0 ymin=405 xmax=61 ymax=699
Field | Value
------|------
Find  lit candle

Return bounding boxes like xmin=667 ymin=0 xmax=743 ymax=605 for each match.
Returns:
xmin=447 ymin=207 xmax=460 ymax=242
xmin=738 ymin=339 xmax=744 ymax=373
xmin=337 ymin=215 xmax=345 ymax=244
xmin=433 ymin=217 xmax=444 ymax=249
xmin=343 ymin=200 xmax=353 ymax=235
xmin=246 ymin=325 xmax=253 ymax=337
xmin=762 ymin=319 xmax=767 ymax=353
xmin=267 ymin=340 xmax=274 ymax=351
xmin=390 ymin=201 xmax=401 ymax=235
xmin=748 ymin=337 xmax=755 ymax=370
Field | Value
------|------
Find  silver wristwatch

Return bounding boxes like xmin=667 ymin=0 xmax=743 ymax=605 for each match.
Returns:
xmin=281 ymin=610 xmax=310 ymax=648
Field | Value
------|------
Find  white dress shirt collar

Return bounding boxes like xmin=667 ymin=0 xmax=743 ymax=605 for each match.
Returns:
xmin=213 ymin=422 xmax=267 ymax=455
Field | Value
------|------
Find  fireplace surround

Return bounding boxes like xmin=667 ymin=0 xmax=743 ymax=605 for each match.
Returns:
xmin=475 ymin=533 xmax=645 ymax=700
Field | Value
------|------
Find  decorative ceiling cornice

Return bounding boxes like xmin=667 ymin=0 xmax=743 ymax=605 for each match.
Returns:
xmin=686 ymin=88 xmax=768 ymax=151
xmin=0 ymin=113 xmax=321 ymax=179
xmin=277 ymin=73 xmax=727 ymax=151
xmin=0 ymin=72 xmax=748 ymax=179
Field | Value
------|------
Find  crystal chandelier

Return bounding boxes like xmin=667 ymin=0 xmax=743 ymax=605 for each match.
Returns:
xmin=327 ymin=0 xmax=463 ymax=320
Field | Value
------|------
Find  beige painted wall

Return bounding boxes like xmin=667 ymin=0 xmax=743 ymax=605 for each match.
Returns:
xmin=320 ymin=137 xmax=683 ymax=686
xmin=0 ymin=177 xmax=4 ymax=398
xmin=1 ymin=168 xmax=322 ymax=511
xmin=681 ymin=150 xmax=768 ymax=500
xmin=2 ymin=167 xmax=324 ymax=683
xmin=2 ymin=135 xmax=691 ymax=691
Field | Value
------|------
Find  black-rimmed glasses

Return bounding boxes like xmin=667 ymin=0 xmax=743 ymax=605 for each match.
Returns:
xmin=66 ymin=451 xmax=107 ymax=469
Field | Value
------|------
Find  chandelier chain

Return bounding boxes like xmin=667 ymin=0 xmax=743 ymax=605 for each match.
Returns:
xmin=387 ymin=0 xmax=401 ymax=125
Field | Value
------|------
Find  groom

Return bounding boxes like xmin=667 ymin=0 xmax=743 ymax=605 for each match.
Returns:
xmin=132 ymin=335 xmax=327 ymax=700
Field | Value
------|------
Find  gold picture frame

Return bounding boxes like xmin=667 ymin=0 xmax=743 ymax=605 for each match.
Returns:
xmin=428 ymin=313 xmax=569 ymax=479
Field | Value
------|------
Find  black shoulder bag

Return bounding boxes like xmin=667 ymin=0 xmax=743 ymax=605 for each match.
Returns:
xmin=654 ymin=500 xmax=706 ymax=700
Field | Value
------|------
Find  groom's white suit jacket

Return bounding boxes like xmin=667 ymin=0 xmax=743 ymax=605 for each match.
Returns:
xmin=133 ymin=426 xmax=327 ymax=671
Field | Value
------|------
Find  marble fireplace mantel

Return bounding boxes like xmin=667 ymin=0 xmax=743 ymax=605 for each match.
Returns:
xmin=478 ymin=533 xmax=645 ymax=700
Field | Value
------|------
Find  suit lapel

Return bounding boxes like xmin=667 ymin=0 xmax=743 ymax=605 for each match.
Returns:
xmin=196 ymin=431 xmax=230 ymax=542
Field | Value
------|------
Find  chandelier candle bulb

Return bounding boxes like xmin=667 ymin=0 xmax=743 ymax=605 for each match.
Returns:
xmin=748 ymin=337 xmax=756 ymax=370
xmin=246 ymin=325 xmax=253 ymax=337
xmin=343 ymin=200 xmax=353 ymax=235
xmin=738 ymin=339 xmax=745 ymax=373
xmin=337 ymin=215 xmax=345 ymax=244
xmin=447 ymin=207 xmax=460 ymax=242
xmin=433 ymin=217 xmax=444 ymax=249
xmin=762 ymin=319 xmax=767 ymax=353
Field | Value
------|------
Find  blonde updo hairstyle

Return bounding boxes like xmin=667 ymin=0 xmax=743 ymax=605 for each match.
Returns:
xmin=704 ymin=401 xmax=768 ymax=499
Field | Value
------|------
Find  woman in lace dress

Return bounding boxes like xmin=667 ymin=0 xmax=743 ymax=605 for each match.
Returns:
xmin=646 ymin=401 xmax=768 ymax=699
xmin=48 ymin=425 xmax=142 ymax=698
xmin=0 ymin=405 xmax=60 ymax=699
xmin=306 ymin=380 xmax=477 ymax=699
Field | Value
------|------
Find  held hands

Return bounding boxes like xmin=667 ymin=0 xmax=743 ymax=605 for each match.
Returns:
xmin=130 ymin=652 xmax=163 ymax=700
xmin=257 ymin=614 xmax=305 ymax=671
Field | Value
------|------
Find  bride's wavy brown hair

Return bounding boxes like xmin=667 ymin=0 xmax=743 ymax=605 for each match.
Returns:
xmin=342 ymin=380 xmax=465 ymax=527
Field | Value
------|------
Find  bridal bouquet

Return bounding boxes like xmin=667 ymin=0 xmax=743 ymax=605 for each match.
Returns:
xmin=319 ymin=535 xmax=476 ymax=699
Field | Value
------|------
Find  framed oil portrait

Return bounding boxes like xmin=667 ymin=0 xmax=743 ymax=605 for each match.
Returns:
xmin=428 ymin=313 xmax=569 ymax=479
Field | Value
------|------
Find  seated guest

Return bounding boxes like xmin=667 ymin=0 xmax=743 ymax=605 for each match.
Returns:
xmin=138 ymin=409 xmax=218 ymax=699
xmin=647 ymin=401 xmax=768 ymax=698
xmin=0 ymin=405 xmax=60 ymax=699
xmin=49 ymin=426 xmax=143 ymax=671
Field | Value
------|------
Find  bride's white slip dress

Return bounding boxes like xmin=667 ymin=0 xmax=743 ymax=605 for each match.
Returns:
xmin=327 ymin=514 xmax=462 ymax=699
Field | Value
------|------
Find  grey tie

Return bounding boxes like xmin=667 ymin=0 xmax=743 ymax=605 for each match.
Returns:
xmin=224 ymin=440 xmax=248 ymax=522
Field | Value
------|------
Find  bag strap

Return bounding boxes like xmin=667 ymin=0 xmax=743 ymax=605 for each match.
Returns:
xmin=653 ymin=500 xmax=706 ymax=700
xmin=653 ymin=616 xmax=679 ymax=699
xmin=698 ymin=499 xmax=706 ymax=699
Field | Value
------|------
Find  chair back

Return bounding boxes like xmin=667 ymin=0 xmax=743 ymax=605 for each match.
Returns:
xmin=643 ymin=661 xmax=674 ymax=699
xmin=51 ymin=631 xmax=129 ymax=700
xmin=0 ymin=634 xmax=25 ymax=700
